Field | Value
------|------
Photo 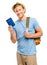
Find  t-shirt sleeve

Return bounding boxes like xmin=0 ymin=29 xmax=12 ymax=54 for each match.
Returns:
xmin=33 ymin=18 xmax=40 ymax=30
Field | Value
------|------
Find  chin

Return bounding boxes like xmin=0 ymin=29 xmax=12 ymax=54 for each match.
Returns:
xmin=17 ymin=14 xmax=24 ymax=19
xmin=18 ymin=16 xmax=23 ymax=19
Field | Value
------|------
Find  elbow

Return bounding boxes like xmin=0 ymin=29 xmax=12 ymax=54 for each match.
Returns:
xmin=11 ymin=38 xmax=16 ymax=44
xmin=12 ymin=40 xmax=16 ymax=44
xmin=12 ymin=40 xmax=16 ymax=43
xmin=41 ymin=32 xmax=43 ymax=36
xmin=40 ymin=31 xmax=43 ymax=36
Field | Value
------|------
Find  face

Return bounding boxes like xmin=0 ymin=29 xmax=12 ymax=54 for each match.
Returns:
xmin=14 ymin=5 xmax=25 ymax=19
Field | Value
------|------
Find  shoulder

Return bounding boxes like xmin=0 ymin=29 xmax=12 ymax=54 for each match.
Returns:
xmin=30 ymin=17 xmax=36 ymax=21
xmin=13 ymin=20 xmax=19 ymax=28
xmin=29 ymin=17 xmax=36 ymax=24
xmin=30 ymin=17 xmax=38 ymax=23
xmin=15 ymin=19 xmax=19 ymax=23
xmin=14 ymin=19 xmax=20 ymax=25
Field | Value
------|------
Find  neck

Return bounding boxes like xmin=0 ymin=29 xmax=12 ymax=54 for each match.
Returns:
xmin=19 ymin=15 xmax=26 ymax=21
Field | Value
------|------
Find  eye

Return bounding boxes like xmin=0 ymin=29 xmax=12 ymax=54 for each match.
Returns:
xmin=15 ymin=9 xmax=21 ymax=12
xmin=15 ymin=10 xmax=18 ymax=12
xmin=19 ymin=9 xmax=21 ymax=11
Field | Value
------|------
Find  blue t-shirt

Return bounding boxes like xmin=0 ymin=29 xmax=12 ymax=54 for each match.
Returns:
xmin=13 ymin=17 xmax=40 ymax=55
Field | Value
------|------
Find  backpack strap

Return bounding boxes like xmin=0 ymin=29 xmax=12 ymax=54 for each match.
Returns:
xmin=26 ymin=17 xmax=30 ymax=28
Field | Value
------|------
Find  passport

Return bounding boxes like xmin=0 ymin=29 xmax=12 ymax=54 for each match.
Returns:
xmin=6 ymin=18 xmax=15 ymax=26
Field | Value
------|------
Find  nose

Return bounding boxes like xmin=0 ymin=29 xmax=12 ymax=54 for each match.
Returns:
xmin=17 ymin=11 xmax=21 ymax=16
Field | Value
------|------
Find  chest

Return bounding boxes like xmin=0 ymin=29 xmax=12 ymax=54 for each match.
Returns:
xmin=15 ymin=21 xmax=35 ymax=34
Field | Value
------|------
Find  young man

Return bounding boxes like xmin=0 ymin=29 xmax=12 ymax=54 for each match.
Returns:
xmin=8 ymin=2 xmax=43 ymax=65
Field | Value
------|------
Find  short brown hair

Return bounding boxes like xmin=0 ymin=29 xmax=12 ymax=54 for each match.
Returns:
xmin=12 ymin=2 xmax=26 ymax=12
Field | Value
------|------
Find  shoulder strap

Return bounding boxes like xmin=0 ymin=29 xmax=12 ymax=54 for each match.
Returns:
xmin=26 ymin=17 xmax=30 ymax=28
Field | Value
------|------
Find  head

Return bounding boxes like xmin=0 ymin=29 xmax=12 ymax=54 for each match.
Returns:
xmin=12 ymin=2 xmax=26 ymax=19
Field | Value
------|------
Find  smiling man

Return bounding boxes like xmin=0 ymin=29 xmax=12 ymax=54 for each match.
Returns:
xmin=8 ymin=2 xmax=43 ymax=65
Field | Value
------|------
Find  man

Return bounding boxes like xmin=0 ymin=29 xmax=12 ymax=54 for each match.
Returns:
xmin=8 ymin=2 xmax=43 ymax=65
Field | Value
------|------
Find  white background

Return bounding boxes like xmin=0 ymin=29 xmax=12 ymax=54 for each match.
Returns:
xmin=0 ymin=0 xmax=47 ymax=65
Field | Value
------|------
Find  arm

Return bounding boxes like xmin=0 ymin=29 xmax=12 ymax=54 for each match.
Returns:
xmin=8 ymin=26 xmax=17 ymax=43
xmin=29 ymin=27 xmax=43 ymax=38
xmin=10 ymin=32 xmax=17 ymax=43
xmin=24 ymin=27 xmax=43 ymax=38
xmin=24 ymin=18 xmax=43 ymax=38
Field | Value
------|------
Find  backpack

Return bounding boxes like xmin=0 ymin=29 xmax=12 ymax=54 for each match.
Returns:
xmin=26 ymin=17 xmax=41 ymax=45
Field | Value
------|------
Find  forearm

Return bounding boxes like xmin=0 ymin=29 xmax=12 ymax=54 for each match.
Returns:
xmin=29 ymin=32 xmax=43 ymax=38
xmin=10 ymin=32 xmax=17 ymax=43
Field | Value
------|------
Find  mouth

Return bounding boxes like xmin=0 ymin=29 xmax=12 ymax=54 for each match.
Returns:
xmin=17 ymin=13 xmax=22 ymax=17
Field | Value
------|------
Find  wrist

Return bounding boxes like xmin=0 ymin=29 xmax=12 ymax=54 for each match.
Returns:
xmin=29 ymin=34 xmax=33 ymax=38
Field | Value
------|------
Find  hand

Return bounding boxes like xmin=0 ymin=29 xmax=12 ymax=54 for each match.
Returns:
xmin=8 ymin=26 xmax=13 ymax=33
xmin=24 ymin=31 xmax=31 ymax=38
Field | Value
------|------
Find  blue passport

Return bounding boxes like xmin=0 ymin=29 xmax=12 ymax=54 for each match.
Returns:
xmin=6 ymin=18 xmax=15 ymax=26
